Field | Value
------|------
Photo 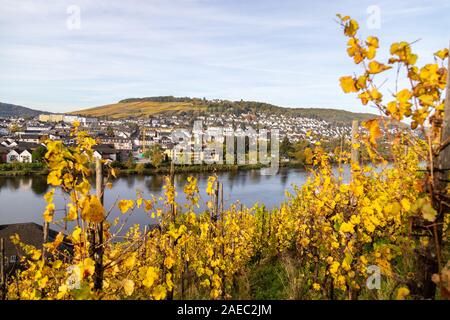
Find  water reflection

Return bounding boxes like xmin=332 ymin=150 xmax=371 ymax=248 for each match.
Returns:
xmin=31 ymin=176 xmax=50 ymax=195
xmin=0 ymin=167 xmax=351 ymax=228
xmin=0 ymin=175 xmax=48 ymax=193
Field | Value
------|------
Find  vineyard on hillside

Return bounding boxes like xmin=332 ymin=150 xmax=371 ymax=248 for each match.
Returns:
xmin=1 ymin=16 xmax=449 ymax=300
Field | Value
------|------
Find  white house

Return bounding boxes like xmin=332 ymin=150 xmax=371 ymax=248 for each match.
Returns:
xmin=93 ymin=145 xmax=118 ymax=162
xmin=6 ymin=149 xmax=32 ymax=163
xmin=62 ymin=115 xmax=80 ymax=123
xmin=93 ymin=151 xmax=116 ymax=162
xmin=19 ymin=150 xmax=32 ymax=163
xmin=6 ymin=150 xmax=19 ymax=163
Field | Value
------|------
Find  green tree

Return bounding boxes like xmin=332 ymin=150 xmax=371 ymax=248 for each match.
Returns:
xmin=144 ymin=143 xmax=165 ymax=168
xmin=106 ymin=126 xmax=114 ymax=137
xmin=280 ymin=136 xmax=294 ymax=159
xmin=32 ymin=145 xmax=47 ymax=162
xmin=125 ymin=152 xmax=135 ymax=169
xmin=10 ymin=124 xmax=21 ymax=133
xmin=135 ymin=163 xmax=145 ymax=175
xmin=290 ymin=139 xmax=310 ymax=163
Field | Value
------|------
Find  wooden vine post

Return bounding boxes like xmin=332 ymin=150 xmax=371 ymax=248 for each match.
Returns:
xmin=42 ymin=221 xmax=49 ymax=261
xmin=423 ymin=51 xmax=450 ymax=299
xmin=93 ymin=158 xmax=104 ymax=291
xmin=170 ymin=149 xmax=176 ymax=220
xmin=351 ymin=120 xmax=359 ymax=181
xmin=0 ymin=238 xmax=6 ymax=300
xmin=165 ymin=154 xmax=175 ymax=300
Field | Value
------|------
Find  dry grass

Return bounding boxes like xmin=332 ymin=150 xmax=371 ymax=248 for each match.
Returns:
xmin=70 ymin=101 xmax=206 ymax=119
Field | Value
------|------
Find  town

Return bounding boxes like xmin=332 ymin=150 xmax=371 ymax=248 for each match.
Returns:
xmin=0 ymin=110 xmax=357 ymax=166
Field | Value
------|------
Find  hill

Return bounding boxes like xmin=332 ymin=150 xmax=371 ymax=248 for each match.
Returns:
xmin=0 ymin=102 xmax=51 ymax=118
xmin=70 ymin=96 xmax=378 ymax=125
xmin=70 ymin=99 xmax=205 ymax=119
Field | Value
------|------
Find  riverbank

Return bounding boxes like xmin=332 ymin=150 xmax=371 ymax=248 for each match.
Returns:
xmin=104 ymin=161 xmax=305 ymax=176
xmin=0 ymin=161 xmax=306 ymax=177
xmin=0 ymin=163 xmax=49 ymax=176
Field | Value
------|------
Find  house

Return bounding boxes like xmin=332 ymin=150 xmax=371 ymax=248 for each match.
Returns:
xmin=62 ymin=115 xmax=80 ymax=123
xmin=93 ymin=144 xmax=118 ymax=162
xmin=6 ymin=149 xmax=20 ymax=163
xmin=0 ymin=222 xmax=71 ymax=273
xmin=18 ymin=149 xmax=33 ymax=163
xmin=116 ymin=129 xmax=134 ymax=139
xmin=1 ymin=138 xmax=17 ymax=148
xmin=0 ymin=146 xmax=9 ymax=163
xmin=5 ymin=142 xmax=41 ymax=163
xmin=39 ymin=114 xmax=64 ymax=123
xmin=16 ymin=133 xmax=41 ymax=144
xmin=99 ymin=137 xmax=132 ymax=151
xmin=6 ymin=149 xmax=33 ymax=163
xmin=26 ymin=125 xmax=51 ymax=132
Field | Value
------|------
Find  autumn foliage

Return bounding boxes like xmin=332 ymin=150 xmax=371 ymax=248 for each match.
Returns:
xmin=3 ymin=16 xmax=449 ymax=300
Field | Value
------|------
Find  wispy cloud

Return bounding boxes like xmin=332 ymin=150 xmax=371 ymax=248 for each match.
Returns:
xmin=0 ymin=0 xmax=448 ymax=112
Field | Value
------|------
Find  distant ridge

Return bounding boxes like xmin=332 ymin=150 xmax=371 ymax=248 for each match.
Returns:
xmin=0 ymin=102 xmax=51 ymax=118
xmin=71 ymin=96 xmax=378 ymax=125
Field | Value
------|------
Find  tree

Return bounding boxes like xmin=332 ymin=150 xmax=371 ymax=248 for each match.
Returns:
xmin=125 ymin=152 xmax=135 ymax=169
xmin=106 ymin=126 xmax=114 ymax=137
xmin=144 ymin=144 xmax=165 ymax=168
xmin=280 ymin=136 xmax=294 ymax=159
xmin=135 ymin=163 xmax=145 ymax=175
xmin=9 ymin=124 xmax=21 ymax=133
xmin=289 ymin=139 xmax=310 ymax=163
xmin=32 ymin=145 xmax=47 ymax=162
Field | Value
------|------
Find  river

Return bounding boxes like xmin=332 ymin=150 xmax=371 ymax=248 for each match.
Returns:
xmin=0 ymin=167 xmax=350 ymax=231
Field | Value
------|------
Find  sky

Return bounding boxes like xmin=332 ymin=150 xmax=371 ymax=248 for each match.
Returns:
xmin=0 ymin=0 xmax=449 ymax=113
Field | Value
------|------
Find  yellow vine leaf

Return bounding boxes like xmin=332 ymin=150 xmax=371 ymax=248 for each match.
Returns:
xmin=124 ymin=253 xmax=136 ymax=268
xmin=123 ymin=279 xmax=135 ymax=296
xmin=367 ymin=61 xmax=392 ymax=74
xmin=47 ymin=171 xmax=62 ymax=186
xmin=339 ymin=76 xmax=358 ymax=93
xmin=164 ymin=256 xmax=175 ymax=269
xmin=144 ymin=199 xmax=153 ymax=212
xmin=81 ymin=258 xmax=95 ymax=277
xmin=118 ymin=199 xmax=134 ymax=214
xmin=43 ymin=203 xmax=55 ymax=222
xmin=421 ymin=203 xmax=437 ymax=222
xmin=67 ymin=203 xmax=78 ymax=221
xmin=152 ymin=285 xmax=167 ymax=300
xmin=206 ymin=176 xmax=216 ymax=195
xmin=434 ymin=48 xmax=449 ymax=60
xmin=71 ymin=226 xmax=82 ymax=243
xmin=397 ymin=89 xmax=412 ymax=103
xmin=343 ymin=18 xmax=359 ymax=37
xmin=400 ymin=198 xmax=411 ymax=212
xmin=304 ymin=148 xmax=314 ymax=165
xmin=81 ymin=195 xmax=105 ymax=223
xmin=339 ymin=221 xmax=355 ymax=233
xmin=365 ymin=36 xmax=379 ymax=60
xmin=396 ymin=287 xmax=410 ymax=300
xmin=136 ymin=197 xmax=143 ymax=208
xmin=141 ymin=266 xmax=159 ymax=288
xmin=44 ymin=189 xmax=55 ymax=203
xmin=362 ymin=119 xmax=382 ymax=145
